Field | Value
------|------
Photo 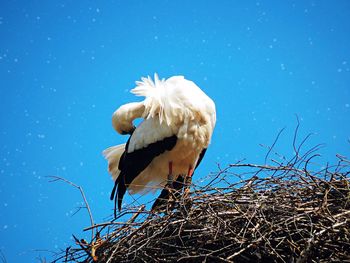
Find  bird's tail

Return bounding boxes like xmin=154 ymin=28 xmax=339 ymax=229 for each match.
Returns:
xmin=102 ymin=144 xmax=126 ymax=181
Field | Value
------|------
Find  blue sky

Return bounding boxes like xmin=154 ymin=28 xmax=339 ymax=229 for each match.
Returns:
xmin=0 ymin=1 xmax=349 ymax=262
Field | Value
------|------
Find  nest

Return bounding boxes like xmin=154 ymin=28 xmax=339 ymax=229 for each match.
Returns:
xmin=54 ymin=153 xmax=350 ymax=263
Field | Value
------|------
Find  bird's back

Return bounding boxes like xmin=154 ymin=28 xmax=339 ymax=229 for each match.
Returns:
xmin=131 ymin=75 xmax=216 ymax=148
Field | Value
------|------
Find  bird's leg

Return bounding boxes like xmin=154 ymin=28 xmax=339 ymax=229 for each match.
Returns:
xmin=167 ymin=161 xmax=174 ymax=187
xmin=151 ymin=162 xmax=174 ymax=212
xmin=179 ymin=166 xmax=194 ymax=214
xmin=183 ymin=166 xmax=194 ymax=199
xmin=166 ymin=162 xmax=175 ymax=211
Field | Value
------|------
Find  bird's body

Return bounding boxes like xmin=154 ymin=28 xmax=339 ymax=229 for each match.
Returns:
xmin=103 ymin=74 xmax=216 ymax=213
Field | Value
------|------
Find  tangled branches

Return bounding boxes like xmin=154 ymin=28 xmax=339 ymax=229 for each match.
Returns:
xmin=52 ymin=118 xmax=350 ymax=262
xmin=55 ymin=153 xmax=350 ymax=263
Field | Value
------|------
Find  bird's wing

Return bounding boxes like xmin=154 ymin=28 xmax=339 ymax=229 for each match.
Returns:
xmin=110 ymin=120 xmax=178 ymax=214
xmin=116 ymin=135 xmax=177 ymax=210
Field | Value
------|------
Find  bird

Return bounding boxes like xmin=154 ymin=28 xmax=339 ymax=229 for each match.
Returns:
xmin=103 ymin=74 xmax=216 ymax=216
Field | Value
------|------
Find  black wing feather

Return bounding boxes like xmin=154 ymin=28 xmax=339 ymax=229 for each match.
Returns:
xmin=111 ymin=134 xmax=177 ymax=215
xmin=195 ymin=148 xmax=207 ymax=169
xmin=109 ymin=135 xmax=133 ymax=201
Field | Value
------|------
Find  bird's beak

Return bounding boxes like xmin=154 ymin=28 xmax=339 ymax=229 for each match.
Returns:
xmin=121 ymin=126 xmax=136 ymax=135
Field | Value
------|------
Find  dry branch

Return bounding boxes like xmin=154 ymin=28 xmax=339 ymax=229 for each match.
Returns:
xmin=47 ymin=176 xmax=95 ymax=243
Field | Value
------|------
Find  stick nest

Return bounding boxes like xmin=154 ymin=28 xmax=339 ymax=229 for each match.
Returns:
xmin=56 ymin=154 xmax=350 ymax=263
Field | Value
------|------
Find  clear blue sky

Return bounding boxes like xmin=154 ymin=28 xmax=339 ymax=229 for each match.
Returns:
xmin=0 ymin=1 xmax=349 ymax=262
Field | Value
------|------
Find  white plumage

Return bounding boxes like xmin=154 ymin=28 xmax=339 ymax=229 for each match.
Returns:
xmin=103 ymin=74 xmax=216 ymax=212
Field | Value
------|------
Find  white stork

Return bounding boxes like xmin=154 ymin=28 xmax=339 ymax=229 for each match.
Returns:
xmin=103 ymin=74 xmax=216 ymax=215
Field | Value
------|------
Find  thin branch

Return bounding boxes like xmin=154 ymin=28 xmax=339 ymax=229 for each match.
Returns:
xmin=264 ymin=126 xmax=286 ymax=164
xmin=47 ymin=176 xmax=95 ymax=240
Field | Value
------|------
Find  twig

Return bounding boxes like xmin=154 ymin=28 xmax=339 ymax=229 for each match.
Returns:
xmin=47 ymin=176 xmax=95 ymax=240
xmin=264 ymin=127 xmax=286 ymax=164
